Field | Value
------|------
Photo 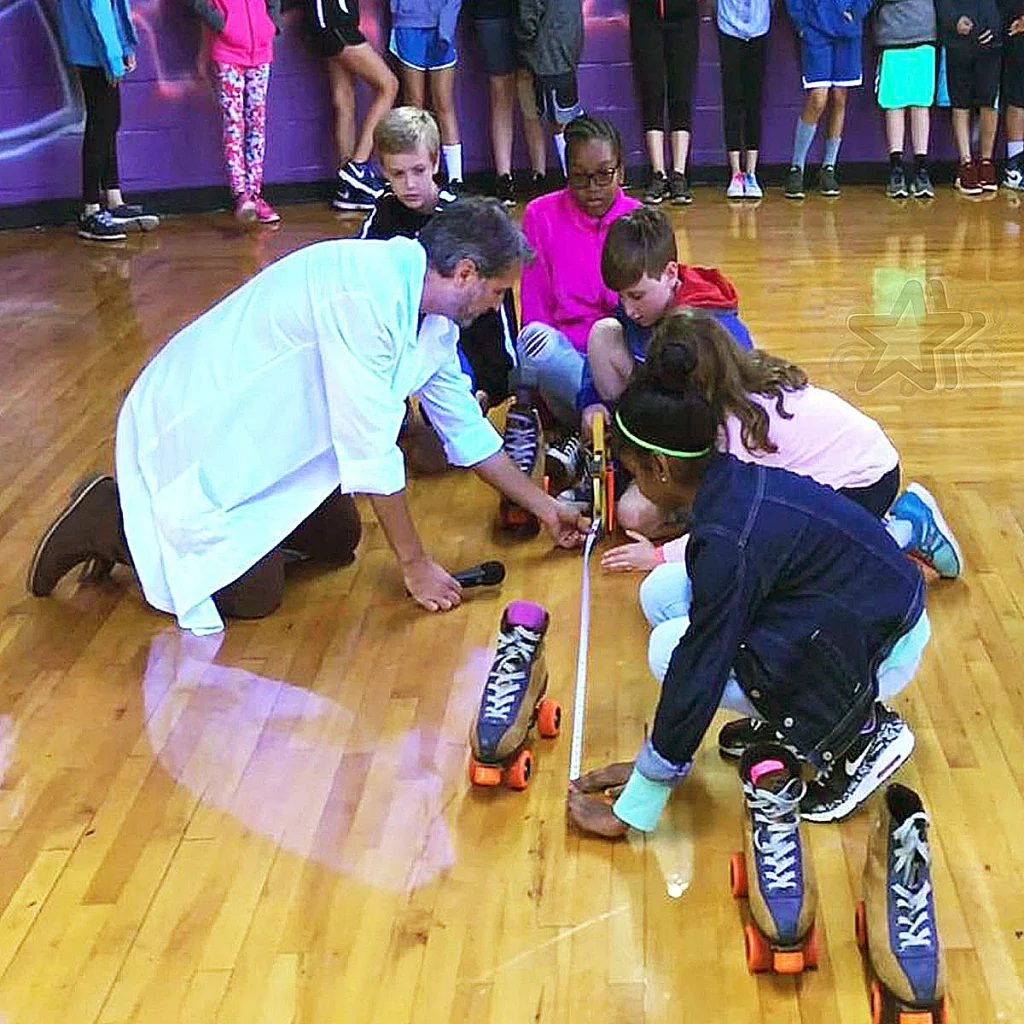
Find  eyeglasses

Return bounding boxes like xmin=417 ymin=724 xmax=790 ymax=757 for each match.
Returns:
xmin=567 ymin=166 xmax=620 ymax=189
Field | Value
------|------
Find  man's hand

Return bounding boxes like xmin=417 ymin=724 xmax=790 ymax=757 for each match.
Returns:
xmin=601 ymin=530 xmax=660 ymax=573
xmin=402 ymin=557 xmax=462 ymax=612
xmin=956 ymin=15 xmax=973 ymax=34
xmin=540 ymin=499 xmax=589 ymax=549
xmin=581 ymin=403 xmax=610 ymax=444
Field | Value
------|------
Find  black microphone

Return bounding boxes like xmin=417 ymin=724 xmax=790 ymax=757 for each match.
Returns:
xmin=452 ymin=561 xmax=506 ymax=588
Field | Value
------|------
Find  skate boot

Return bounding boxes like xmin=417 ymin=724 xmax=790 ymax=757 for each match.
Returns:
xmin=498 ymin=374 xmax=546 ymax=537
xmin=468 ymin=600 xmax=560 ymax=790
xmin=730 ymin=743 xmax=820 ymax=974
xmin=855 ymin=784 xmax=946 ymax=1023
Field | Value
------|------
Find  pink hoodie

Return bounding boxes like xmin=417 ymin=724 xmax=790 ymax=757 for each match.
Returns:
xmin=519 ymin=187 xmax=641 ymax=354
xmin=208 ymin=0 xmax=277 ymax=67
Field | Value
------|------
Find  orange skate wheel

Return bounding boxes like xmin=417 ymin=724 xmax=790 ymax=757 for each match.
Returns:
xmin=605 ymin=468 xmax=615 ymax=533
xmin=855 ymin=900 xmax=867 ymax=950
xmin=537 ymin=699 xmax=561 ymax=738
xmin=871 ymin=979 xmax=885 ymax=1024
xmin=506 ymin=748 xmax=533 ymax=790
xmin=897 ymin=1012 xmax=938 ymax=1024
xmin=803 ymin=920 xmax=820 ymax=969
xmin=729 ymin=851 xmax=748 ymax=897
xmin=744 ymin=923 xmax=773 ymax=973
xmin=468 ymin=756 xmax=502 ymax=787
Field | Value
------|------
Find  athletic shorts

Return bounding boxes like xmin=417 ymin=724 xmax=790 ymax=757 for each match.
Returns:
xmin=876 ymin=45 xmax=936 ymax=108
xmin=946 ymin=46 xmax=1001 ymax=109
xmin=801 ymin=25 xmax=863 ymax=88
xmin=390 ymin=26 xmax=457 ymax=71
xmin=1003 ymin=38 xmax=1024 ymax=109
xmin=533 ymin=71 xmax=584 ymax=124
xmin=473 ymin=16 xmax=517 ymax=76
xmin=306 ymin=0 xmax=366 ymax=57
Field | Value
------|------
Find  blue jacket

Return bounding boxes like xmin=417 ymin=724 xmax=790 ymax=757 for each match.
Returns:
xmin=58 ymin=0 xmax=137 ymax=78
xmin=648 ymin=455 xmax=924 ymax=775
xmin=785 ymin=0 xmax=873 ymax=37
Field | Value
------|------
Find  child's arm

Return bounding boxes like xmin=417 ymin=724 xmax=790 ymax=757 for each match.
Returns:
xmin=186 ymin=0 xmax=226 ymax=31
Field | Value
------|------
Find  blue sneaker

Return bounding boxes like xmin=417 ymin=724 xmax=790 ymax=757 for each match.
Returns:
xmin=888 ymin=483 xmax=963 ymax=579
xmin=337 ymin=159 xmax=385 ymax=204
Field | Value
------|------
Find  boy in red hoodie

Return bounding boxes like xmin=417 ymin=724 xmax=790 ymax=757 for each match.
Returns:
xmin=578 ymin=206 xmax=752 ymax=535
xmin=190 ymin=0 xmax=282 ymax=223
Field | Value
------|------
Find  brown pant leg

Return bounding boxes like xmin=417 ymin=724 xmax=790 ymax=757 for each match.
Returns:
xmin=213 ymin=549 xmax=286 ymax=619
xmin=282 ymin=490 xmax=362 ymax=566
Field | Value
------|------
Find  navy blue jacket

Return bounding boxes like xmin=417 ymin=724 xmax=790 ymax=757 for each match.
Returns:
xmin=653 ymin=455 xmax=924 ymax=773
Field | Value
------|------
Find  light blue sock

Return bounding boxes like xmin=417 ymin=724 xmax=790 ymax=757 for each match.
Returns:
xmin=823 ymin=136 xmax=842 ymax=168
xmin=792 ymin=118 xmax=817 ymax=169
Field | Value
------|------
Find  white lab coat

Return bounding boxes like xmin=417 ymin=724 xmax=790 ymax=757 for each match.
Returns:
xmin=115 ymin=237 xmax=502 ymax=634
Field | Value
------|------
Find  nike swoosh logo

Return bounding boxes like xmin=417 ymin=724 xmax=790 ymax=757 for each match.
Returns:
xmin=846 ymin=745 xmax=871 ymax=776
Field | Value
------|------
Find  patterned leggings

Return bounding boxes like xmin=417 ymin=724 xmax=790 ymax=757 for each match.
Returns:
xmin=215 ymin=62 xmax=271 ymax=198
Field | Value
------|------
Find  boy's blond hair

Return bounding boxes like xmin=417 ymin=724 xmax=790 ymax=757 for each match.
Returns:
xmin=373 ymin=106 xmax=441 ymax=161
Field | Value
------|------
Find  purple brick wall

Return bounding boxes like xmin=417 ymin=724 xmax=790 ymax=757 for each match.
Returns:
xmin=0 ymin=0 xmax=955 ymax=208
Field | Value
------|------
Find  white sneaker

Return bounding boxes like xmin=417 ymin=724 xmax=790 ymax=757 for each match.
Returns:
xmin=727 ymin=172 xmax=746 ymax=199
xmin=743 ymin=172 xmax=763 ymax=199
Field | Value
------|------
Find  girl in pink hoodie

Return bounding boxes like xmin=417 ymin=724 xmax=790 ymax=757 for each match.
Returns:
xmin=191 ymin=0 xmax=283 ymax=223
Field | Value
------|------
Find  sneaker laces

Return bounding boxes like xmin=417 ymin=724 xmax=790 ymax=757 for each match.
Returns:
xmin=481 ymin=625 xmax=543 ymax=723
xmin=503 ymin=410 xmax=538 ymax=474
xmin=890 ymin=812 xmax=935 ymax=951
xmin=745 ymin=777 xmax=807 ymax=893
xmin=549 ymin=434 xmax=581 ymax=471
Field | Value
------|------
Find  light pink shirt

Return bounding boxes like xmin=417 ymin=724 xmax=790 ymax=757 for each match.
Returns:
xmin=519 ymin=188 xmax=641 ymax=354
xmin=660 ymin=386 xmax=899 ymax=562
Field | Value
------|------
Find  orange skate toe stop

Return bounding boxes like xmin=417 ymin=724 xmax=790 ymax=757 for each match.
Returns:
xmin=468 ymin=757 xmax=502 ymax=787
xmin=773 ymin=950 xmax=805 ymax=974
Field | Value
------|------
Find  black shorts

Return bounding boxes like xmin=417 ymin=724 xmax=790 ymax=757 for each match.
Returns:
xmin=946 ymin=46 xmax=1001 ymax=109
xmin=473 ymin=16 xmax=517 ymax=76
xmin=306 ymin=0 xmax=366 ymax=57
xmin=1003 ymin=38 xmax=1024 ymax=109
xmin=533 ymin=71 xmax=584 ymax=125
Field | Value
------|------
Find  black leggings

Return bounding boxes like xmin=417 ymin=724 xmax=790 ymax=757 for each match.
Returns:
xmin=838 ymin=464 xmax=901 ymax=519
xmin=78 ymin=65 xmax=121 ymax=204
xmin=629 ymin=0 xmax=699 ymax=133
xmin=718 ymin=31 xmax=767 ymax=153
xmin=213 ymin=490 xmax=363 ymax=619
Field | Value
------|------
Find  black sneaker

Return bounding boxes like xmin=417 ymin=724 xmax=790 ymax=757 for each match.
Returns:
xmin=332 ymin=181 xmax=374 ymax=212
xmin=337 ymin=159 xmax=384 ymax=205
xmin=784 ymin=165 xmax=805 ymax=200
xmin=544 ymin=432 xmax=583 ymax=495
xmin=644 ymin=171 xmax=669 ymax=205
xmin=1003 ymin=155 xmax=1023 ymax=191
xmin=106 ymin=203 xmax=160 ymax=231
xmin=886 ymin=165 xmax=908 ymax=199
xmin=495 ymin=173 xmax=515 ymax=207
xmin=78 ymin=210 xmax=127 ymax=241
xmin=910 ymin=167 xmax=934 ymax=199
xmin=718 ymin=717 xmax=801 ymax=760
xmin=529 ymin=171 xmax=548 ymax=196
xmin=800 ymin=704 xmax=915 ymax=823
xmin=669 ymin=171 xmax=693 ymax=205
xmin=819 ymin=165 xmax=841 ymax=197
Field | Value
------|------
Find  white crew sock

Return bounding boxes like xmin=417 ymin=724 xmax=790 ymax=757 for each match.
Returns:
xmin=443 ymin=143 xmax=463 ymax=183
xmin=553 ymin=131 xmax=567 ymax=175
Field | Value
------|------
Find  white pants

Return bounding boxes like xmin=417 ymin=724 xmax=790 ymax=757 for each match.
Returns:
xmin=639 ymin=560 xmax=930 ymax=720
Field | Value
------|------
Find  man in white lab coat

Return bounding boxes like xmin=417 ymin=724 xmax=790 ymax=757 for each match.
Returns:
xmin=28 ymin=199 xmax=585 ymax=633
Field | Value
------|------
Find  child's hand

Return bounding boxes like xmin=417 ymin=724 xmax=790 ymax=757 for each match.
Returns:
xmin=601 ymin=530 xmax=660 ymax=573
xmin=956 ymin=15 xmax=973 ymax=34
xmin=1011 ymin=16 xmax=1024 ymax=35
xmin=124 ymin=53 xmax=137 ymax=73
xmin=570 ymin=761 xmax=634 ymax=796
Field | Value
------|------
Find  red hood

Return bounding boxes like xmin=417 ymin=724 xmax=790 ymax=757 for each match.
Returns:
xmin=673 ymin=266 xmax=739 ymax=310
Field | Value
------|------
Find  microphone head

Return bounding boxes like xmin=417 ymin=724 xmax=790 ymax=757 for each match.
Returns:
xmin=478 ymin=560 xmax=506 ymax=585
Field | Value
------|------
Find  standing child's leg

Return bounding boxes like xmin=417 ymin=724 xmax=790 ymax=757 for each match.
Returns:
xmin=432 ymin=66 xmax=463 ymax=185
xmin=216 ymin=63 xmax=254 ymax=221
xmin=75 ymin=66 xmax=125 ymax=240
xmin=664 ymin=8 xmax=698 ymax=204
xmin=517 ymin=69 xmax=548 ymax=185
xmin=742 ymin=35 xmax=766 ymax=195
xmin=244 ymin=64 xmax=278 ymax=223
xmin=719 ymin=30 xmax=746 ymax=193
xmin=978 ymin=106 xmax=999 ymax=189
xmin=884 ymin=106 xmax=908 ymax=198
xmin=909 ymin=105 xmax=933 ymax=197
xmin=1005 ymin=104 xmax=1024 ymax=188
xmin=488 ymin=71 xmax=516 ymax=200
xmin=819 ymin=86 xmax=847 ymax=196
xmin=786 ymin=88 xmax=828 ymax=199
xmin=630 ymin=0 xmax=669 ymax=202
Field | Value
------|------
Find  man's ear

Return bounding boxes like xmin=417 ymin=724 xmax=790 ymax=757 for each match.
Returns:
xmin=452 ymin=257 xmax=479 ymax=286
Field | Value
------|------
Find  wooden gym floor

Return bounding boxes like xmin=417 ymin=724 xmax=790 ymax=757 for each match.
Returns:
xmin=0 ymin=187 xmax=1022 ymax=1023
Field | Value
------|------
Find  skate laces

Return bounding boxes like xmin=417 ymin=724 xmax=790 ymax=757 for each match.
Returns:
xmin=890 ymin=812 xmax=935 ymax=951
xmin=481 ymin=625 xmax=542 ymax=724
xmin=746 ymin=777 xmax=807 ymax=893
xmin=503 ymin=410 xmax=538 ymax=474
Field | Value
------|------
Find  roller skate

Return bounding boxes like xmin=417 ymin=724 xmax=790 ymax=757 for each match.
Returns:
xmin=855 ymin=784 xmax=947 ymax=1023
xmin=730 ymin=743 xmax=820 ymax=974
xmin=498 ymin=374 xmax=546 ymax=537
xmin=468 ymin=600 xmax=560 ymax=790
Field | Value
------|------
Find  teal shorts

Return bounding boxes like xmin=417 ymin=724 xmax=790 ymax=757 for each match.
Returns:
xmin=876 ymin=45 xmax=936 ymax=109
